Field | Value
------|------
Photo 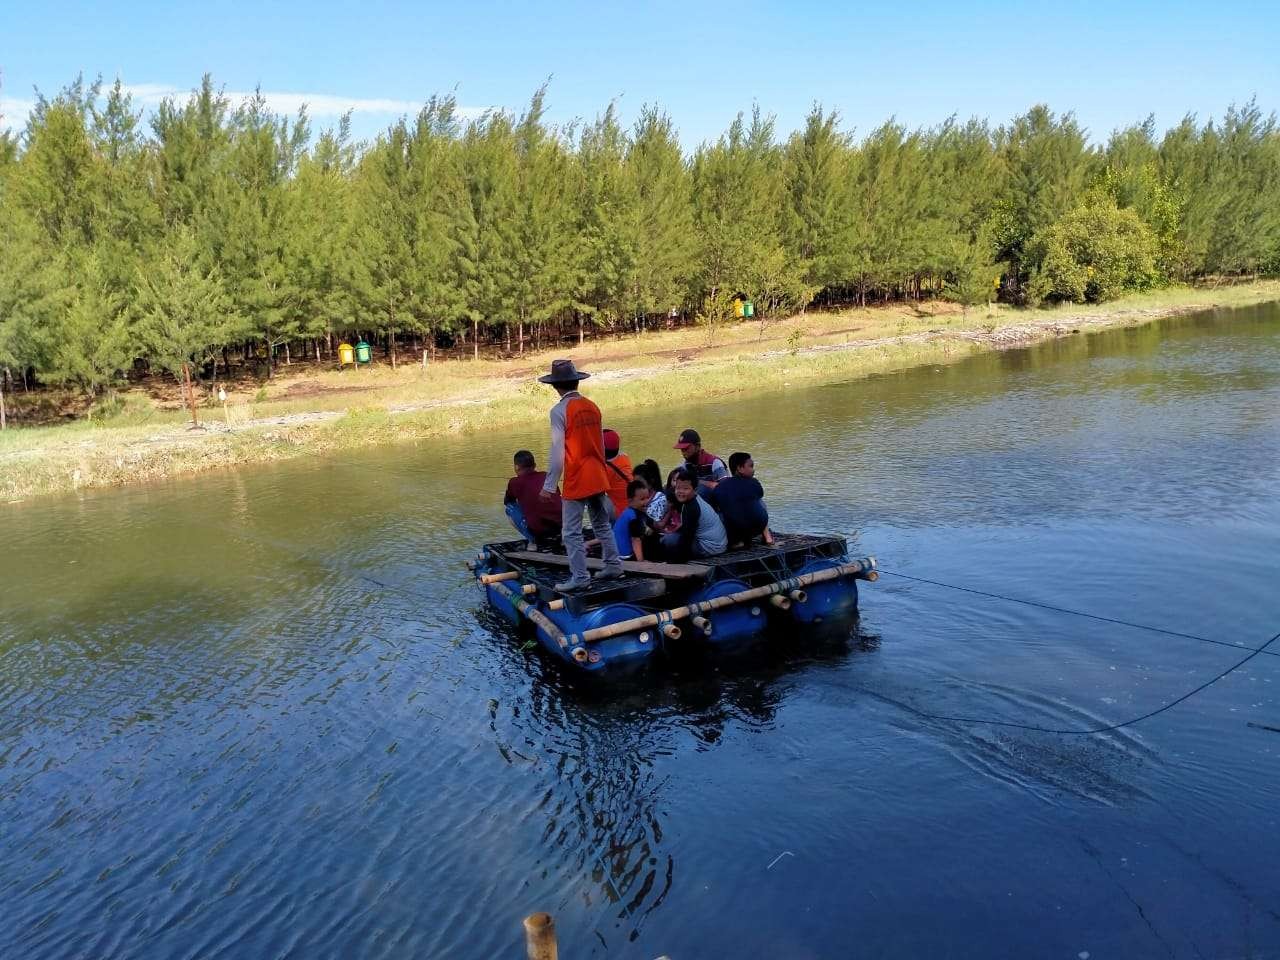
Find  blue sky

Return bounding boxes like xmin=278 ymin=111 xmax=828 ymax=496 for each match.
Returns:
xmin=2 ymin=0 xmax=1277 ymax=148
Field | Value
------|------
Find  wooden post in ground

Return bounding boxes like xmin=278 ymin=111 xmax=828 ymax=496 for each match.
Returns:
xmin=523 ymin=912 xmax=557 ymax=960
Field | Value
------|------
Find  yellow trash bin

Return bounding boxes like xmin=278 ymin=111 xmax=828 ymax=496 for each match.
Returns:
xmin=338 ymin=342 xmax=355 ymax=365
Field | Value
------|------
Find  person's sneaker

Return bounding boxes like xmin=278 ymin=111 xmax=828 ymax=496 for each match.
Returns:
xmin=554 ymin=578 xmax=591 ymax=592
xmin=593 ymin=566 xmax=624 ymax=581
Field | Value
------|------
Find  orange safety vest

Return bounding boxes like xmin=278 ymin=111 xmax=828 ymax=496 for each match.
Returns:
xmin=605 ymin=452 xmax=633 ymax=515
xmin=562 ymin=396 xmax=610 ymax=500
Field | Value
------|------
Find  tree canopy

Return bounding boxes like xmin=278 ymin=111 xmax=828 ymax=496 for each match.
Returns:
xmin=1 ymin=76 xmax=1277 ymax=405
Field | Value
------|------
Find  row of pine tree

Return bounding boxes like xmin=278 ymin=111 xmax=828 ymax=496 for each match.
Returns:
xmin=1 ymin=75 xmax=1278 ymax=402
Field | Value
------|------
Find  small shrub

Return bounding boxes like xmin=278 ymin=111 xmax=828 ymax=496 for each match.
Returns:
xmin=1026 ymin=196 xmax=1163 ymax=305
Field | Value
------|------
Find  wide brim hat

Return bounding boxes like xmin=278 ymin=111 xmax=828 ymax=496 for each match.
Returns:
xmin=538 ymin=358 xmax=592 ymax=384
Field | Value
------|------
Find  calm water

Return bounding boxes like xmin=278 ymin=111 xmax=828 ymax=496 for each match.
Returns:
xmin=4 ymin=304 xmax=1280 ymax=959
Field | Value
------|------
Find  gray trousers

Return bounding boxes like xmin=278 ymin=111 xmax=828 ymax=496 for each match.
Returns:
xmin=562 ymin=492 xmax=621 ymax=583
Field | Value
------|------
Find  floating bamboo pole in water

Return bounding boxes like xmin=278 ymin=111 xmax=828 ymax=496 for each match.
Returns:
xmin=523 ymin=912 xmax=557 ymax=960
xmin=571 ymin=558 xmax=875 ymax=644
xmin=488 ymin=581 xmax=569 ymax=650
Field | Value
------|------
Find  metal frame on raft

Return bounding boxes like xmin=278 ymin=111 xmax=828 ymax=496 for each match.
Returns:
xmin=471 ymin=533 xmax=877 ymax=674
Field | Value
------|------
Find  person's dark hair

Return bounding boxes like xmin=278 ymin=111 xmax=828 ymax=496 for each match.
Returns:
xmin=626 ymin=478 xmax=649 ymax=498
xmin=633 ymin=458 xmax=662 ymax=490
xmin=671 ymin=466 xmax=698 ymax=487
xmin=728 ymin=452 xmax=751 ymax=473
xmin=514 ymin=450 xmax=536 ymax=470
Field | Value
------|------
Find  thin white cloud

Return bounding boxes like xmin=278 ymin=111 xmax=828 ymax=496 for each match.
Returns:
xmin=0 ymin=84 xmax=492 ymax=132
xmin=1 ymin=96 xmax=35 ymax=129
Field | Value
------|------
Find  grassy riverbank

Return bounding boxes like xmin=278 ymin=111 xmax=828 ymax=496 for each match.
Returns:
xmin=3 ymin=281 xmax=1278 ymax=503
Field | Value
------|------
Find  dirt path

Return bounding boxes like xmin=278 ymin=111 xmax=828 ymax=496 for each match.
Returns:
xmin=135 ymin=301 xmax=1214 ymax=435
xmin=4 ymin=288 xmax=1273 ymax=501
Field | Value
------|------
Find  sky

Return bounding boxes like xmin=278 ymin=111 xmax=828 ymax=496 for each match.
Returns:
xmin=2 ymin=0 xmax=1277 ymax=149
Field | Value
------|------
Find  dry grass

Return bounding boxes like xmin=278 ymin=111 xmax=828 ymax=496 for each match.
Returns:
xmin=3 ymin=280 xmax=1278 ymax=502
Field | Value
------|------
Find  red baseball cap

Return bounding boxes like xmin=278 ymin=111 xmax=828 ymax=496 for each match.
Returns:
xmin=602 ymin=428 xmax=621 ymax=450
xmin=673 ymin=428 xmax=700 ymax=450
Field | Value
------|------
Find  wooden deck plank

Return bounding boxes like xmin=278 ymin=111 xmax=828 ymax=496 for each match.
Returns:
xmin=502 ymin=550 xmax=709 ymax=580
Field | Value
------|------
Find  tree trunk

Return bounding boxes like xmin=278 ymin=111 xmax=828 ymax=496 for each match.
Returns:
xmin=578 ymin=315 xmax=584 ymax=346
xmin=284 ymin=341 xmax=291 ymax=365
xmin=314 ymin=340 xmax=321 ymax=362
xmin=473 ymin=318 xmax=479 ymax=361
xmin=390 ymin=330 xmax=398 ymax=369
xmin=505 ymin=327 xmax=511 ymax=353
xmin=0 ymin=372 xmax=6 ymax=430
xmin=181 ymin=362 xmax=200 ymax=429
xmin=518 ymin=318 xmax=524 ymax=355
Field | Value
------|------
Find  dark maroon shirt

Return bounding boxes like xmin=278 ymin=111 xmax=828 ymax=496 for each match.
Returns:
xmin=505 ymin=471 xmax=563 ymax=535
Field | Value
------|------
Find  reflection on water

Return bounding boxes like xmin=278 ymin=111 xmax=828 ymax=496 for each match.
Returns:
xmin=2 ymin=302 xmax=1280 ymax=959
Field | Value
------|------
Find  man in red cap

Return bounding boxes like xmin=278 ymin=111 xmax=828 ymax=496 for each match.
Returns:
xmin=539 ymin=359 xmax=623 ymax=591
xmin=602 ymin=427 xmax=633 ymax=516
xmin=673 ymin=428 xmax=729 ymax=495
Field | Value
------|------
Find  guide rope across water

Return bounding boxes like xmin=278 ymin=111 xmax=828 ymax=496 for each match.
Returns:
xmin=874 ymin=567 xmax=1280 ymax=735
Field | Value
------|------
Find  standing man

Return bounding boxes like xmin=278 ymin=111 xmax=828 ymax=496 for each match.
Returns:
xmin=539 ymin=359 xmax=623 ymax=591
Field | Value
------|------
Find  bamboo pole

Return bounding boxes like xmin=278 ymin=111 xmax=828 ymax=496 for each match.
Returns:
xmin=547 ymin=599 xmax=566 ymax=611
xmin=523 ymin=912 xmax=557 ymax=960
xmin=571 ymin=558 xmax=875 ymax=645
xmin=788 ymin=589 xmax=808 ymax=603
xmin=770 ymin=594 xmax=791 ymax=610
xmin=522 ymin=583 xmax=538 ymax=596
xmin=691 ymin=615 xmax=712 ymax=635
xmin=488 ymin=581 xmax=569 ymax=651
xmin=480 ymin=570 xmax=522 ymax=585
xmin=661 ymin=623 xmax=682 ymax=640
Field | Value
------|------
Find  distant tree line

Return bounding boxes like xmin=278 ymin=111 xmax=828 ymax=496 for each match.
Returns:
xmin=1 ymin=75 xmax=1278 ymax=406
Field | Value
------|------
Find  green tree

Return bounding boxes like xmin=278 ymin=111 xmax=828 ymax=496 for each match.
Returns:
xmin=991 ymin=106 xmax=1093 ymax=298
xmin=783 ymin=105 xmax=852 ymax=294
xmin=135 ymin=228 xmax=240 ymax=426
xmin=624 ymin=107 xmax=695 ymax=326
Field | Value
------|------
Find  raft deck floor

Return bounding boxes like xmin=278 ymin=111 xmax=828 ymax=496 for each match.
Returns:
xmin=489 ymin=533 xmax=851 ymax=615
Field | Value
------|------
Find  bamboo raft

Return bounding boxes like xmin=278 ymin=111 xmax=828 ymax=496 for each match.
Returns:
xmin=471 ymin=533 xmax=876 ymax=676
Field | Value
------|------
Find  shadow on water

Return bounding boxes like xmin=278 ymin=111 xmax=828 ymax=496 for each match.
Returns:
xmin=475 ymin=604 xmax=879 ymax=946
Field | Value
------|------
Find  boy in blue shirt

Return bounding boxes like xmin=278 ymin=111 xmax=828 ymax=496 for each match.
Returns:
xmin=610 ymin=479 xmax=654 ymax=560
xmin=707 ymin=452 xmax=775 ymax=549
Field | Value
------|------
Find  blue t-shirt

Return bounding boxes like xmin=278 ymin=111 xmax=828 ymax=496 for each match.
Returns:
xmin=707 ymin=475 xmax=768 ymax=533
xmin=612 ymin=507 xmax=639 ymax=558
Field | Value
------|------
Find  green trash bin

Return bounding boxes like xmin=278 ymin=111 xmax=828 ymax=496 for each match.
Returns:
xmin=743 ymin=301 xmax=755 ymax=318
xmin=355 ymin=340 xmax=372 ymax=364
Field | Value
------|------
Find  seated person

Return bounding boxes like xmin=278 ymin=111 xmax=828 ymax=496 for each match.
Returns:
xmin=707 ymin=451 xmax=775 ymax=548
xmin=673 ymin=428 xmax=730 ymax=495
xmin=610 ymin=479 xmax=654 ymax=560
xmin=632 ymin=459 xmax=670 ymax=528
xmin=504 ymin=450 xmax=562 ymax=546
xmin=602 ymin=428 xmax=634 ymax=516
xmin=660 ymin=466 xmax=728 ymax=562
